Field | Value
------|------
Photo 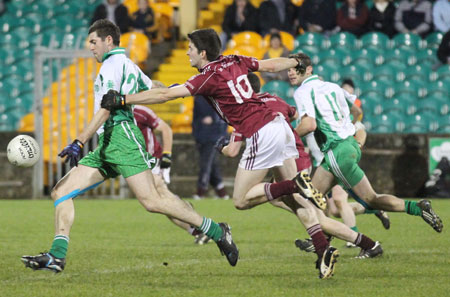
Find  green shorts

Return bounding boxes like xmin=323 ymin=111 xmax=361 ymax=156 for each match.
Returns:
xmin=79 ymin=121 xmax=156 ymax=178
xmin=320 ymin=136 xmax=364 ymax=189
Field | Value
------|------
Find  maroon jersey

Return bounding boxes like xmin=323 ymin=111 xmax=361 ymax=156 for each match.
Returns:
xmin=256 ymin=92 xmax=312 ymax=171
xmin=184 ymin=55 xmax=277 ymax=138
xmin=133 ymin=105 xmax=163 ymax=159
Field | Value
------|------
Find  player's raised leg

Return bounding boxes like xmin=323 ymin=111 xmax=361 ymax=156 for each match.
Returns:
xmin=352 ymin=175 xmax=443 ymax=232
xmin=126 ymin=169 xmax=239 ymax=266
xmin=21 ymin=165 xmax=105 ymax=272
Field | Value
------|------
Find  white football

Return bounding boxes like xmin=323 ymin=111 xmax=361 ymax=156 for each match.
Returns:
xmin=7 ymin=135 xmax=40 ymax=167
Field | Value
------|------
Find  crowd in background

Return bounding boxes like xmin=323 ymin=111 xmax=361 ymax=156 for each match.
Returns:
xmin=91 ymin=0 xmax=160 ymax=41
xmin=221 ymin=0 xmax=450 ymax=46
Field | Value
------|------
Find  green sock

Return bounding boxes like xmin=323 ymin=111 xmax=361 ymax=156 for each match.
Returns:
xmin=350 ymin=226 xmax=359 ymax=233
xmin=404 ymin=200 xmax=422 ymax=216
xmin=197 ymin=217 xmax=223 ymax=242
xmin=364 ymin=208 xmax=378 ymax=214
xmin=49 ymin=235 xmax=69 ymax=258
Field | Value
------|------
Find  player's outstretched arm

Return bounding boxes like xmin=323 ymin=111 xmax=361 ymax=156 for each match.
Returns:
xmin=258 ymin=57 xmax=298 ymax=73
xmin=101 ymin=85 xmax=191 ymax=109
xmin=127 ymin=85 xmax=191 ymax=105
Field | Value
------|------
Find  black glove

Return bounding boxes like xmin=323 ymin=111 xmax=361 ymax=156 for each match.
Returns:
xmin=101 ymin=89 xmax=126 ymax=111
xmin=58 ymin=139 xmax=84 ymax=167
xmin=160 ymin=152 xmax=172 ymax=169
xmin=294 ymin=57 xmax=306 ymax=74
xmin=215 ymin=136 xmax=230 ymax=154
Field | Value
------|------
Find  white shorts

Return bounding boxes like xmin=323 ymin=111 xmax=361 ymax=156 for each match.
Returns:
xmin=239 ymin=115 xmax=298 ymax=170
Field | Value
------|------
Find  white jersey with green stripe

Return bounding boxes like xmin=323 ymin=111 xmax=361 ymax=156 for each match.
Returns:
xmin=294 ymin=75 xmax=356 ymax=152
xmin=94 ymin=47 xmax=152 ymax=135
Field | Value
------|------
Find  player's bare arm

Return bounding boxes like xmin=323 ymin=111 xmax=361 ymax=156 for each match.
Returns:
xmin=258 ymin=57 xmax=299 ymax=73
xmin=222 ymin=140 xmax=242 ymax=158
xmin=129 ymin=85 xmax=191 ymax=105
xmin=155 ymin=119 xmax=173 ymax=153
xmin=58 ymin=108 xmax=111 ymax=166
xmin=354 ymin=123 xmax=367 ymax=148
xmin=76 ymin=108 xmax=111 ymax=144
xmin=350 ymin=104 xmax=362 ymax=124
xmin=295 ymin=115 xmax=316 ymax=137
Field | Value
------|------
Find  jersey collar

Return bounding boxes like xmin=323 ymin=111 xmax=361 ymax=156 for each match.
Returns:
xmin=102 ymin=47 xmax=126 ymax=62
xmin=301 ymin=74 xmax=319 ymax=86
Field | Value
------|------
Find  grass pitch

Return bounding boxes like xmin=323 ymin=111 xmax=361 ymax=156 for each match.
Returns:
xmin=0 ymin=198 xmax=449 ymax=297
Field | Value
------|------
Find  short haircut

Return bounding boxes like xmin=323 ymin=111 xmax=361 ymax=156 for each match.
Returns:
xmin=247 ymin=73 xmax=261 ymax=93
xmin=89 ymin=19 xmax=120 ymax=46
xmin=187 ymin=28 xmax=221 ymax=62
xmin=288 ymin=52 xmax=311 ymax=74
xmin=341 ymin=78 xmax=355 ymax=88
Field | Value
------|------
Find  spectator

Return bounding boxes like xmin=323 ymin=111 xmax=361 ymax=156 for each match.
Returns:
xmin=437 ymin=30 xmax=450 ymax=65
xmin=192 ymin=95 xmax=229 ymax=200
xmin=432 ymin=0 xmax=450 ymax=33
xmin=221 ymin=0 xmax=258 ymax=49
xmin=91 ymin=0 xmax=131 ymax=34
xmin=368 ymin=0 xmax=397 ymax=37
xmin=261 ymin=32 xmax=290 ymax=82
xmin=298 ymin=0 xmax=337 ymax=34
xmin=258 ymin=0 xmax=298 ymax=36
xmin=337 ymin=0 xmax=369 ymax=37
xmin=0 ymin=0 xmax=5 ymax=16
xmin=130 ymin=0 xmax=158 ymax=40
xmin=394 ymin=0 xmax=433 ymax=37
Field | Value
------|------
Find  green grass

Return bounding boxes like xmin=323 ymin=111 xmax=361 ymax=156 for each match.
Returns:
xmin=0 ymin=198 xmax=449 ymax=297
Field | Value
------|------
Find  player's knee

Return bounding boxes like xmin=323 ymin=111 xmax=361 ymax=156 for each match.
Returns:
xmin=142 ymin=201 xmax=161 ymax=213
xmin=51 ymin=187 xmax=67 ymax=202
xmin=233 ymin=198 xmax=250 ymax=210
xmin=334 ymin=199 xmax=344 ymax=210
xmin=297 ymin=207 xmax=317 ymax=225
xmin=137 ymin=196 xmax=162 ymax=213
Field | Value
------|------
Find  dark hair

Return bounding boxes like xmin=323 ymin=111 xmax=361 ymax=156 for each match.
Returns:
xmin=89 ymin=19 xmax=120 ymax=46
xmin=288 ymin=52 xmax=311 ymax=74
xmin=247 ymin=73 xmax=261 ymax=93
xmin=187 ymin=28 xmax=221 ymax=62
xmin=341 ymin=78 xmax=355 ymax=88
xmin=269 ymin=32 xmax=281 ymax=41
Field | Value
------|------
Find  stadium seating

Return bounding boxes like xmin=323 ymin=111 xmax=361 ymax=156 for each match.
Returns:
xmin=392 ymin=33 xmax=424 ymax=50
xmin=294 ymin=32 xmax=323 ymax=51
xmin=1 ymin=0 xmax=449 ymax=136
xmin=261 ymin=80 xmax=291 ymax=99
xmin=327 ymin=32 xmax=358 ymax=50
xmin=229 ymin=31 xmax=263 ymax=49
xmin=352 ymin=48 xmax=384 ymax=67
xmin=359 ymin=32 xmax=391 ymax=50
xmin=120 ymin=32 xmax=151 ymax=69
xmin=425 ymin=32 xmax=443 ymax=49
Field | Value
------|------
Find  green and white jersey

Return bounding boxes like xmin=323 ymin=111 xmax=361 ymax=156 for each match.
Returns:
xmin=94 ymin=47 xmax=152 ymax=134
xmin=294 ymin=75 xmax=356 ymax=152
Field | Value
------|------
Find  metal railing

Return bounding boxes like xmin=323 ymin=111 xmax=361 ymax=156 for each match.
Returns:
xmin=33 ymin=48 xmax=126 ymax=199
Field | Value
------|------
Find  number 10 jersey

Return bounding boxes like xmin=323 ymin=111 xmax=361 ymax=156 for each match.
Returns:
xmin=184 ymin=55 xmax=277 ymax=138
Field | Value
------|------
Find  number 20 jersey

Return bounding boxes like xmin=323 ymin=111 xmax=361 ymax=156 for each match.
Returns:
xmin=184 ymin=55 xmax=277 ymax=138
